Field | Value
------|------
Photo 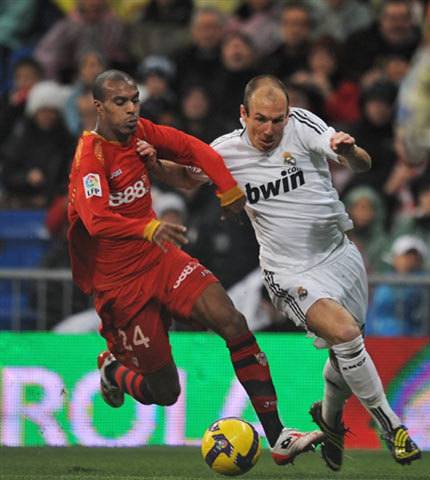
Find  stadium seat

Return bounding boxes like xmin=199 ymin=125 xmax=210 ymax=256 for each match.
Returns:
xmin=0 ymin=209 xmax=51 ymax=267
xmin=0 ymin=209 xmax=52 ymax=329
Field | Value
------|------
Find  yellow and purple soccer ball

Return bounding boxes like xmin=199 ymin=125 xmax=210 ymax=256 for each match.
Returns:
xmin=201 ymin=417 xmax=261 ymax=476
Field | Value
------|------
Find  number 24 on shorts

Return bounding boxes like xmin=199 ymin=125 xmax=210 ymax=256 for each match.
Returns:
xmin=118 ymin=325 xmax=151 ymax=351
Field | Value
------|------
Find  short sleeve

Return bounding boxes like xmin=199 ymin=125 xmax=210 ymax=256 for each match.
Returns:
xmin=290 ymin=108 xmax=338 ymax=162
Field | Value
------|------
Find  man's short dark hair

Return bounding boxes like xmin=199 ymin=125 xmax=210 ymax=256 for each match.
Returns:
xmin=243 ymin=75 xmax=290 ymax=114
xmin=13 ymin=56 xmax=44 ymax=78
xmin=92 ymin=69 xmax=135 ymax=101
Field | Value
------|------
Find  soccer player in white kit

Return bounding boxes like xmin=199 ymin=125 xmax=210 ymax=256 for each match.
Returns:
xmin=143 ymin=75 xmax=421 ymax=470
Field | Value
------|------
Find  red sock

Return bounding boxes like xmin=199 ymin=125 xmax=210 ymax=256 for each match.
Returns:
xmin=227 ymin=332 xmax=283 ymax=446
xmin=113 ymin=365 xmax=154 ymax=405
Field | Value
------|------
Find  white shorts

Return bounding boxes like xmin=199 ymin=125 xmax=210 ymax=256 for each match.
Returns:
xmin=263 ymin=237 xmax=368 ymax=349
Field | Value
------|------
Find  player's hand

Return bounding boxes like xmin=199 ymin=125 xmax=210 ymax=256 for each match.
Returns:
xmin=330 ymin=131 xmax=356 ymax=156
xmin=152 ymin=221 xmax=188 ymax=252
xmin=221 ymin=195 xmax=246 ymax=224
xmin=137 ymin=139 xmax=158 ymax=169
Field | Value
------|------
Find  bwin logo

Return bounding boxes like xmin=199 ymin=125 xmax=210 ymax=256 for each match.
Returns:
xmin=245 ymin=169 xmax=305 ymax=204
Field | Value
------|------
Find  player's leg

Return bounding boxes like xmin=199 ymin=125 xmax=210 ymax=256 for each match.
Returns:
xmin=95 ymin=277 xmax=182 ymax=408
xmin=98 ymin=350 xmax=180 ymax=406
xmin=190 ymin=282 xmax=324 ymax=465
xmin=307 ymin=298 xmax=421 ymax=466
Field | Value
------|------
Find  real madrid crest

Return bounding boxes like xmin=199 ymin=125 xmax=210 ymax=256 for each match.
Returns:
xmin=283 ymin=152 xmax=297 ymax=166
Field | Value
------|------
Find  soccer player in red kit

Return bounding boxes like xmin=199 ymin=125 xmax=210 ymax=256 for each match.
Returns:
xmin=68 ymin=69 xmax=323 ymax=465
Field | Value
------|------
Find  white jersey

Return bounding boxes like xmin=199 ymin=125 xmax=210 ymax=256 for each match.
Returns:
xmin=193 ymin=108 xmax=353 ymax=274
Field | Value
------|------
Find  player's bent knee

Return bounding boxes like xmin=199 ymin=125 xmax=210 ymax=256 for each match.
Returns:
xmin=331 ymin=323 xmax=361 ymax=345
xmin=153 ymin=384 xmax=181 ymax=406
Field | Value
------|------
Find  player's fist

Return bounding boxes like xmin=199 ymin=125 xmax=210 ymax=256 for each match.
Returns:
xmin=330 ymin=131 xmax=355 ymax=156
xmin=152 ymin=222 xmax=188 ymax=252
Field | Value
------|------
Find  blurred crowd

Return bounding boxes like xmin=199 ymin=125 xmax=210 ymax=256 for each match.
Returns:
xmin=0 ymin=0 xmax=429 ymax=334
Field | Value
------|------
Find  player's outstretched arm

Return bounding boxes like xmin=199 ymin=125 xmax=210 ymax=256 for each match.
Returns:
xmin=330 ymin=131 xmax=371 ymax=172
xmin=137 ymin=139 xmax=204 ymax=189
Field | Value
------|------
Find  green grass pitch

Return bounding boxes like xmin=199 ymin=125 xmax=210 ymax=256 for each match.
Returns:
xmin=1 ymin=446 xmax=428 ymax=480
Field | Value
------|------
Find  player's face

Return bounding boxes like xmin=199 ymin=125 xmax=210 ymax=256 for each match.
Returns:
xmin=241 ymin=87 xmax=289 ymax=152
xmin=95 ymin=79 xmax=140 ymax=141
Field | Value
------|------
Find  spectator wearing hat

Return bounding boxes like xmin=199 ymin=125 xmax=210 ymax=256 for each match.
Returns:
xmin=152 ymin=189 xmax=188 ymax=225
xmin=386 ymin=172 xmax=430 ymax=271
xmin=0 ymin=80 xmax=74 ymax=207
xmin=137 ymin=55 xmax=178 ymax=124
xmin=344 ymin=185 xmax=389 ymax=274
xmin=366 ymin=234 xmax=428 ymax=336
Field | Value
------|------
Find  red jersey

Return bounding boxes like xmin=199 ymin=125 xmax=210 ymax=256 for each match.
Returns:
xmin=68 ymin=118 xmax=239 ymax=294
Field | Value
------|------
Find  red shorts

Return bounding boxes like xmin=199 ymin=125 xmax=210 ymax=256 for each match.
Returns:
xmin=94 ymin=246 xmax=218 ymax=374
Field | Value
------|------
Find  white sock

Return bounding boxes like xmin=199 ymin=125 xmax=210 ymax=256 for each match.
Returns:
xmin=331 ymin=336 xmax=401 ymax=433
xmin=322 ymin=357 xmax=352 ymax=428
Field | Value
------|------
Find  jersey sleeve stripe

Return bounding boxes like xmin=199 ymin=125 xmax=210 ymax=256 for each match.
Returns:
xmin=292 ymin=108 xmax=328 ymax=131
xmin=290 ymin=111 xmax=327 ymax=135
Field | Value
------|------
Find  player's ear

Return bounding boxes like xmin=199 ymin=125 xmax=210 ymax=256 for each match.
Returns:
xmin=284 ymin=106 xmax=290 ymax=126
xmin=240 ymin=104 xmax=247 ymax=121
xmin=93 ymin=99 xmax=103 ymax=114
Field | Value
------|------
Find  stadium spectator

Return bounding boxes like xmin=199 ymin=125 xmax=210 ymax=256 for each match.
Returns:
xmin=1 ymin=80 xmax=74 ymax=208
xmin=137 ymin=55 xmax=177 ymax=125
xmin=343 ymin=0 xmax=421 ymax=80
xmin=74 ymin=86 xmax=98 ymax=135
xmin=305 ymin=0 xmax=375 ymax=42
xmin=284 ymin=79 xmax=326 ymax=119
xmin=151 ymin=75 xmax=422 ymax=469
xmin=214 ymin=32 xmax=261 ymax=129
xmin=171 ymin=7 xmax=225 ymax=99
xmin=287 ymin=36 xmax=361 ymax=124
xmin=69 ymin=69 xmax=324 ymax=466
xmin=379 ymin=53 xmax=410 ymax=84
xmin=0 ymin=56 xmax=44 ymax=147
xmin=63 ymin=49 xmax=107 ymax=137
xmin=175 ymin=85 xmax=226 ymax=144
xmin=366 ymin=234 xmax=428 ymax=336
xmin=344 ymin=185 xmax=388 ymax=273
xmin=225 ymin=0 xmax=282 ymax=58
xmin=385 ymin=173 xmax=430 ymax=270
xmin=259 ymin=3 xmax=312 ymax=79
xmin=129 ymin=0 xmax=193 ymax=62
xmin=34 ymin=0 xmax=131 ymax=83
xmin=338 ymin=80 xmax=398 ymax=200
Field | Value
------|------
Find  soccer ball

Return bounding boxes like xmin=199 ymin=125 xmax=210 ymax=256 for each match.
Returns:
xmin=201 ymin=417 xmax=261 ymax=476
